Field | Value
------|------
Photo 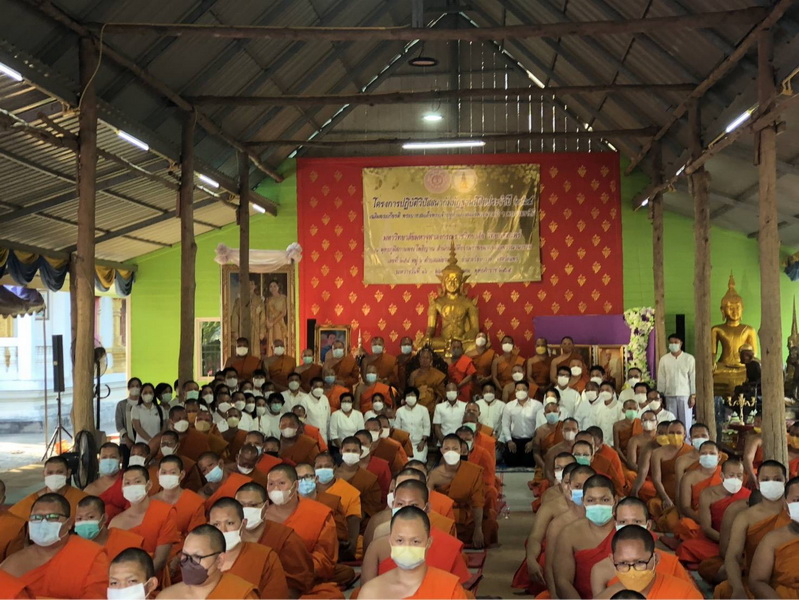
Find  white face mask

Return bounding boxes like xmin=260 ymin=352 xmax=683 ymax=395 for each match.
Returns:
xmin=563 ymin=430 xmax=577 ymax=442
xmin=443 ymin=451 xmax=461 ymax=466
xmin=554 ymin=469 xmax=564 ymax=483
xmin=511 ymin=372 xmax=524 ymax=382
xmin=253 ymin=378 xmax=265 ymax=388
xmin=202 ymin=393 xmax=214 ymax=404
xmin=44 ymin=474 xmax=67 ymax=491
xmin=128 ymin=455 xmax=147 ymax=467
xmin=288 ymin=381 xmax=300 ymax=392
xmin=634 ymin=393 xmax=647 ymax=405
xmin=585 ymin=390 xmax=598 ymax=402
xmin=557 ymin=376 xmax=570 ymax=387
xmin=380 ymin=430 xmax=390 ymax=439
xmin=223 ymin=529 xmax=242 ymax=551
xmin=238 ymin=464 xmax=254 ymax=475
xmin=401 ymin=344 xmax=413 ymax=355
xmin=332 ymin=348 xmax=345 ymax=359
xmin=342 ymin=452 xmax=360 ymax=466
xmin=274 ymin=347 xmax=286 ymax=356
xmin=482 ymin=392 xmax=495 ymax=403
xmin=160 ymin=446 xmax=176 ymax=457
xmin=628 ymin=377 xmax=641 ymax=387
xmin=649 ymin=400 xmax=662 ymax=411
xmin=642 ymin=420 xmax=656 ymax=431
xmin=405 ymin=396 xmax=417 ymax=407
xmin=256 ymin=406 xmax=267 ymax=416
xmin=788 ymin=501 xmax=799 ymax=524
xmin=360 ymin=446 xmax=370 ymax=459
xmin=721 ymin=477 xmax=743 ymax=495
xmin=225 ymin=378 xmax=238 ymax=389
xmin=234 ymin=400 xmax=246 ymax=411
xmin=515 ymin=390 xmax=528 ymax=401
xmin=669 ymin=343 xmax=681 ymax=353
xmin=243 ymin=506 xmax=264 ymax=529
xmin=122 ymin=484 xmax=148 ymax=504
xmin=245 ymin=402 xmax=255 ymax=413
xmin=599 ymin=391 xmax=613 ymax=402
xmin=173 ymin=419 xmax=189 ymax=433
xmin=590 ymin=376 xmax=603 ymax=385
xmin=502 ymin=343 xmax=514 ymax=353
xmin=311 ymin=387 xmax=324 ymax=398
xmin=236 ymin=347 xmax=249 ymax=357
xmin=446 ymin=390 xmax=458 ymax=401
xmin=280 ymin=427 xmax=298 ymax=439
xmin=570 ymin=366 xmax=583 ymax=377
xmin=159 ymin=473 xmax=181 ymax=490
xmin=369 ymin=430 xmax=380 ymax=442
xmin=268 ymin=487 xmax=293 ymax=506
xmin=341 ymin=401 xmax=353 ymax=412
xmin=372 ymin=401 xmax=384 ymax=412
xmin=128 ymin=387 xmax=141 ymax=398
xmin=107 ymin=583 xmax=147 ymax=600
xmin=475 ymin=337 xmax=487 ymax=348
xmin=217 ymin=401 xmax=232 ymax=414
xmin=371 ymin=345 xmax=383 ymax=355
xmin=759 ymin=480 xmax=785 ymax=501
xmin=141 ymin=393 xmax=154 ymax=404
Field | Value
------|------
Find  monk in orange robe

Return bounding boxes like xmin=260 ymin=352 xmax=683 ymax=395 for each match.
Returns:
xmin=322 ymin=369 xmax=349 ymax=412
xmin=613 ymin=399 xmax=644 ymax=466
xmin=149 ymin=429 xmax=204 ymax=492
xmin=533 ymin=403 xmax=565 ymax=477
xmin=0 ymin=570 xmax=32 ymax=599
xmin=579 ymin=428 xmax=628 ymax=497
xmin=526 ymin=337 xmax=552 ymax=390
xmin=81 ymin=442 xmax=129 ymax=518
xmin=386 ymin=420 xmax=415 ymax=458
xmin=263 ymin=340 xmax=296 ymax=391
xmin=337 ymin=437 xmax=384 ymax=522
xmin=0 ymin=493 xmax=109 ymax=599
xmin=671 ymin=441 xmax=724 ymax=542
xmin=457 ymin=426 xmax=498 ymax=514
xmin=255 ymin=444 xmax=284 ymax=475
xmin=447 ymin=340 xmax=477 ymax=403
xmin=409 ymin=348 xmax=447 ymax=416
xmin=492 ymin=336 xmax=525 ymax=390
xmin=297 ymin=417 xmax=328 ymax=453
xmin=196 ymin=452 xmax=253 ymax=510
xmin=9 ymin=456 xmax=87 ymax=521
xmin=646 ymin=420 xmax=693 ymax=520
xmin=357 ymin=376 xmax=397 ymax=414
xmin=175 ymin=411 xmax=213 ymax=462
xmin=364 ymin=418 xmax=407 ymax=476
xmin=276 ymin=413 xmax=321 ymax=466
xmin=324 ymin=341 xmax=360 ymax=389
xmin=193 ymin=411 xmax=230 ymax=457
xmin=152 ymin=455 xmax=207 ymax=538
xmin=74 ymin=495 xmax=144 ymax=560
xmin=467 ymin=333 xmax=495 ymax=388
xmin=298 ymin=359 xmax=324 ymax=394
xmin=236 ymin=482 xmax=315 ymax=596
xmin=361 ymin=337 xmax=399 ymax=387
xmin=401 ymin=461 xmax=457 ymax=522
xmin=224 ymin=338 xmax=263 ymax=381
xmin=357 ymin=507 xmax=468 ymax=600
xmin=208 ymin=497 xmax=289 ymax=599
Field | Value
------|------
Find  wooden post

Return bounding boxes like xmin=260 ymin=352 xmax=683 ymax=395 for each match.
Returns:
xmin=177 ymin=111 xmax=196 ymax=386
xmin=651 ymin=143 xmax=667 ymax=363
xmin=72 ymin=36 xmax=98 ymax=434
xmin=238 ymin=152 xmax=251 ymax=354
xmin=756 ymin=30 xmax=788 ymax=464
xmin=689 ymin=102 xmax=716 ymax=433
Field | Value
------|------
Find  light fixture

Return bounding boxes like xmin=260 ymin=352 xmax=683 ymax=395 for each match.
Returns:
xmin=252 ymin=202 xmax=266 ymax=214
xmin=422 ymin=112 xmax=443 ymax=122
xmin=641 ymin=197 xmax=650 ymax=207
xmin=0 ymin=62 xmax=22 ymax=82
xmin=198 ymin=174 xmax=220 ymax=188
xmin=403 ymin=140 xmax=485 ymax=150
xmin=117 ymin=130 xmax=149 ymax=151
xmin=725 ymin=110 xmax=752 ymax=133
xmin=408 ymin=43 xmax=438 ymax=67
xmin=675 ymin=164 xmax=686 ymax=176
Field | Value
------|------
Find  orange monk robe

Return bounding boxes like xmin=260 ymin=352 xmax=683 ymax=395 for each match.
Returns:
xmin=283 ymin=498 xmax=339 ymax=580
xmin=672 ymin=466 xmax=724 ymax=542
xmin=223 ymin=429 xmax=249 ymax=459
xmin=0 ymin=570 xmax=33 ymax=599
xmin=448 ymin=355 xmax=477 ymax=403
xmin=327 ymin=479 xmax=362 ymax=521
xmin=371 ymin=438 xmax=407 ymax=477
xmin=527 ymin=357 xmax=552 ymax=389
xmin=366 ymin=455 xmax=392 ymax=504
xmin=414 ymin=368 xmax=447 ymax=416
xmin=129 ymin=499 xmax=181 ymax=556
xmin=103 ymin=527 xmax=145 ymax=560
xmin=790 ymin=455 xmax=799 ymax=478
xmin=225 ymin=356 xmax=263 ymax=381
xmin=473 ymin=431 xmax=497 ymax=468
xmin=204 ymin=473 xmax=253 ymax=510
xmin=147 ymin=454 xmax=203 ymax=495
xmin=360 ymin=382 xmax=396 ymax=413
xmin=205 ymin=431 xmax=230 ymax=457
xmin=569 ymin=372 xmax=590 ymax=393
xmin=268 ymin=355 xmax=296 ymax=390
xmin=280 ymin=434 xmax=321 ymax=467
xmin=768 ymin=537 xmax=799 ymax=599
xmin=390 ymin=428 xmax=414 ymax=458
xmin=438 ymin=461 xmax=491 ymax=544
xmin=348 ymin=468 xmax=383 ymax=520
xmin=332 ymin=356 xmax=360 ymax=389
xmin=540 ymin=422 xmax=565 ymax=457
xmin=378 ymin=527 xmax=471 ymax=584
xmin=0 ymin=512 xmax=26 ymax=561
xmin=429 ymin=510 xmax=458 ymax=538
xmin=299 ymin=364 xmax=323 ymax=392
xmin=679 ymin=487 xmax=751 ymax=566
xmin=495 ymin=353 xmax=525 ymax=390
xmin=172 ymin=489 xmax=207 ymax=537
xmin=430 ymin=490 xmax=457 ymax=521
xmin=406 ymin=566 xmax=468 ymax=600
xmin=316 ymin=491 xmax=349 ymax=542
xmin=256 ymin=452 xmax=283 ymax=475
xmin=227 ymin=541 xmax=289 ymax=600
xmin=304 ymin=424 xmax=328 ymax=452
xmin=608 ymin=573 xmax=703 ymax=599
xmin=367 ymin=353 xmax=399 ymax=386
xmin=178 ymin=428 xmax=213 ymax=462
xmin=468 ymin=444 xmax=498 ymax=512
xmin=618 ymin=421 xmax=644 ymax=488
xmin=207 ymin=572 xmax=258 ymax=599
xmin=471 ymin=349 xmax=496 ymax=382
xmin=258 ymin=520 xmax=315 ymax=594
xmin=647 ymin=444 xmax=694 ymax=519
xmin=99 ymin=474 xmax=129 ymax=519
xmin=9 ymin=485 xmax=87 ymax=520
xmin=325 ymin=385 xmax=349 ymax=412
xmin=573 ymin=529 xmax=615 ymax=599
xmin=593 ymin=444 xmax=629 ymax=496
xmin=19 ymin=535 xmax=109 ymax=599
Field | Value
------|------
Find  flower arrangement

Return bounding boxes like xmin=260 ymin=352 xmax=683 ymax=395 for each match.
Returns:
xmin=624 ymin=307 xmax=655 ymax=383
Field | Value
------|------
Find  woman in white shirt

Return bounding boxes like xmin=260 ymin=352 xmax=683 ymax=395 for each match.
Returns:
xmin=131 ymin=382 xmax=165 ymax=442
xmin=329 ymin=393 xmax=365 ymax=449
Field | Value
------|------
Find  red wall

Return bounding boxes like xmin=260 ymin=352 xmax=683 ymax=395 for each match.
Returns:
xmin=297 ymin=152 xmax=622 ymax=356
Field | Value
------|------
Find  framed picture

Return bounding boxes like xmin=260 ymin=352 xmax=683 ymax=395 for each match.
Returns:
xmin=221 ymin=265 xmax=296 ymax=361
xmin=596 ymin=345 xmax=626 ymax=392
xmin=195 ymin=318 xmax=222 ymax=379
xmin=548 ymin=344 xmax=593 ymax=368
xmin=315 ymin=324 xmax=351 ymax=363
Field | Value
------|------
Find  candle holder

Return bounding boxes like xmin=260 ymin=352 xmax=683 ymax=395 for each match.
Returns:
xmin=724 ymin=393 xmax=757 ymax=422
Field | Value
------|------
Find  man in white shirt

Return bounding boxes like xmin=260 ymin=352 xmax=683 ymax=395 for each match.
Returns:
xmin=501 ymin=380 xmax=543 ymax=467
xmin=281 ymin=371 xmax=310 ymax=412
xmin=553 ymin=365 xmax=581 ymax=416
xmin=618 ymin=367 xmax=643 ymax=404
xmin=638 ymin=387 xmax=676 ymax=423
xmin=433 ymin=383 xmax=466 ymax=443
xmin=329 ymin=393 xmax=365 ymax=449
xmin=656 ymin=334 xmax=696 ymax=431
xmin=393 ymin=386 xmax=431 ymax=462
xmin=574 ymin=381 xmax=622 ymax=446
xmin=475 ymin=382 xmax=505 ymax=434
xmin=298 ymin=377 xmax=331 ymax=442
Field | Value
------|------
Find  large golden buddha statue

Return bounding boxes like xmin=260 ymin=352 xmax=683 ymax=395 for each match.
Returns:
xmin=711 ymin=274 xmax=759 ymax=396
xmin=421 ymin=242 xmax=480 ymax=353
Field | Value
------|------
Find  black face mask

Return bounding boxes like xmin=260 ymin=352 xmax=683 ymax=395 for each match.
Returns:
xmin=460 ymin=455 xmax=468 ymax=462
xmin=265 ymin=451 xmax=279 ymax=458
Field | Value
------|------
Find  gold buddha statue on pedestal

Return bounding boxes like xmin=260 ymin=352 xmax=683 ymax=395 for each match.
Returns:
xmin=420 ymin=242 xmax=480 ymax=354
xmin=711 ymin=274 xmax=758 ymax=397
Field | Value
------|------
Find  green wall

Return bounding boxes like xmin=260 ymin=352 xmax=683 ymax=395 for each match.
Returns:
xmin=130 ymin=160 xmax=297 ymax=383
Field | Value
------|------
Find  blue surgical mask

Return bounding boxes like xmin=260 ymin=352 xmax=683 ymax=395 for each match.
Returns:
xmin=324 ymin=375 xmax=336 ymax=385
xmin=571 ymin=488 xmax=584 ymax=506
xmin=75 ymin=520 xmax=102 ymax=540
xmin=99 ymin=458 xmax=119 ymax=476
xmin=365 ymin=373 xmax=378 ymax=383
xmin=575 ymin=455 xmax=591 ymax=466
xmin=545 ymin=412 xmax=559 ymax=425
xmin=669 ymin=343 xmax=681 ymax=353
xmin=315 ymin=467 xmax=335 ymax=484
xmin=692 ymin=437 xmax=709 ymax=450
xmin=298 ymin=478 xmax=317 ymax=496
xmin=585 ymin=504 xmax=613 ymax=526
xmin=205 ymin=465 xmax=223 ymax=483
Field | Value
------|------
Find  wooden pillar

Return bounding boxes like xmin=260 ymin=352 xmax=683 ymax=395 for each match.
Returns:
xmin=72 ymin=36 xmax=98 ymax=433
xmin=756 ymin=30 xmax=788 ymax=464
xmin=238 ymin=152 xmax=251 ymax=352
xmin=177 ymin=111 xmax=196 ymax=386
xmin=651 ymin=143 xmax=667 ymax=363
xmin=689 ymin=102 xmax=716 ymax=433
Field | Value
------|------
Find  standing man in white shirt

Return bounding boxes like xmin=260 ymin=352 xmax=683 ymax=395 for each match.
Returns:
xmin=433 ymin=383 xmax=466 ymax=443
xmin=475 ymin=382 xmax=505 ymax=435
xmin=281 ymin=371 xmax=309 ymax=412
xmin=501 ymin=380 xmax=543 ymax=467
xmin=299 ymin=377 xmax=331 ymax=442
xmin=393 ymin=386 xmax=431 ymax=463
xmin=656 ymin=334 xmax=696 ymax=431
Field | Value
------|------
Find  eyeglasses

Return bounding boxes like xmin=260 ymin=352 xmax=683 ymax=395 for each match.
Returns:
xmin=179 ymin=551 xmax=221 ymax=566
xmin=614 ymin=554 xmax=654 ymax=573
xmin=29 ymin=513 xmax=66 ymax=522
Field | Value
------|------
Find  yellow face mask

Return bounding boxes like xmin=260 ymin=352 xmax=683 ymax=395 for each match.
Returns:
xmin=753 ymin=427 xmax=762 ymax=434
xmin=615 ymin=567 xmax=656 ymax=592
xmin=789 ymin=435 xmax=799 ymax=450
xmin=668 ymin=433 xmax=685 ymax=447
xmin=656 ymin=435 xmax=670 ymax=447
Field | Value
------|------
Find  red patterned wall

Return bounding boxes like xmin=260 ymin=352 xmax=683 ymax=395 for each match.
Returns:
xmin=297 ymin=153 xmax=622 ymax=356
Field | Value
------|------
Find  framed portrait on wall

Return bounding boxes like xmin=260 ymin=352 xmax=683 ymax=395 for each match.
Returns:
xmin=315 ymin=324 xmax=350 ymax=363
xmin=221 ymin=265 xmax=296 ymax=362
xmin=596 ymin=345 xmax=626 ymax=392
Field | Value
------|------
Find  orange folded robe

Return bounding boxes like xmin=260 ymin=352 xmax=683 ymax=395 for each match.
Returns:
xmin=98 ymin=475 xmax=129 ymax=519
xmin=204 ymin=473 xmax=253 ymax=510
xmin=672 ymin=466 xmax=723 ymax=542
xmin=448 ymin=355 xmax=477 ymax=403
xmin=360 ymin=382 xmax=396 ymax=414
xmin=268 ymin=356 xmax=296 ymax=390
xmin=430 ymin=490 xmax=457 ymax=521
xmin=326 ymin=479 xmax=362 ymax=521
xmin=379 ymin=527 xmax=471 ymax=584
xmin=495 ymin=354 xmax=525 ymax=390
xmin=439 ymin=461 xmax=496 ymax=545
xmin=228 ymin=541 xmax=290 ymax=600
xmin=593 ymin=444 xmax=629 ymax=496
xmin=0 ymin=512 xmax=26 ymax=561
xmin=315 ymin=491 xmax=349 ymax=542
xmin=366 ymin=455 xmax=392 ymax=505
xmin=332 ymin=356 xmax=360 ymax=389
xmin=207 ymin=572 xmax=258 ymax=599
xmin=472 ymin=349 xmax=496 ymax=382
xmin=769 ymin=537 xmax=799 ymax=598
xmin=299 ymin=364 xmax=323 ymax=392
xmin=129 ymin=499 xmax=181 ymax=555
xmin=172 ymin=489 xmax=207 ymax=538
xmin=258 ymin=520 xmax=315 ymax=594
xmin=9 ymin=485 xmax=87 ymax=521
xmin=679 ymin=487 xmax=751 ymax=566
xmin=179 ymin=428 xmax=213 ymax=462
xmin=407 ymin=566 xmax=468 ymax=600
xmin=226 ymin=356 xmax=262 ymax=381
xmin=390 ymin=428 xmax=415 ymax=458
xmin=429 ymin=510 xmax=458 ymax=538
xmin=284 ymin=498 xmax=339 ymax=580
xmin=348 ymin=468 xmax=383 ymax=520
xmin=325 ymin=385 xmax=349 ymax=412
xmin=280 ymin=434 xmax=321 ymax=467
xmin=104 ymin=527 xmax=145 ymax=560
xmin=370 ymin=353 xmax=399 ymax=386
xmin=415 ymin=368 xmax=446 ymax=417
xmin=256 ymin=453 xmax=283 ymax=475
xmin=304 ymin=424 xmax=329 ymax=452
xmin=20 ymin=535 xmax=109 ymax=599
xmin=0 ymin=570 xmax=32 ymax=599
xmin=573 ymin=529 xmax=614 ymax=599
xmin=607 ymin=572 xmax=703 ymax=599
xmin=648 ymin=444 xmax=693 ymax=519
xmin=468 ymin=445 xmax=498 ymax=513
xmin=372 ymin=438 xmax=407 ymax=478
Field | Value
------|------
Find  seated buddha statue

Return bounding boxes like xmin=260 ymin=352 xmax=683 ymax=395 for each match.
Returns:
xmin=421 ymin=242 xmax=480 ymax=354
xmin=711 ymin=274 xmax=758 ymax=397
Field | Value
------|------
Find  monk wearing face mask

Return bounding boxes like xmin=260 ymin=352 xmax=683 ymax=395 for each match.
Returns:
xmin=361 ymin=336 xmax=399 ymax=387
xmin=151 ymin=455 xmax=206 ymax=539
xmin=107 ymin=547 xmax=159 ymax=600
xmin=264 ymin=340 xmax=295 ymax=392
xmin=526 ymin=337 xmax=552 ymax=389
xmin=9 ymin=456 xmax=86 ymax=521
xmin=74 ymin=495 xmax=144 ymax=561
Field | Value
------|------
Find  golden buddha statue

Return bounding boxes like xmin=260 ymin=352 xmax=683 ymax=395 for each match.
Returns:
xmin=421 ymin=242 xmax=480 ymax=354
xmin=785 ymin=297 xmax=799 ymax=398
xmin=711 ymin=273 xmax=759 ymax=397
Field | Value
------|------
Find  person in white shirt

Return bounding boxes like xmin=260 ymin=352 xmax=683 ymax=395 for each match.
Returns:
xmin=211 ymin=389 xmax=232 ymax=426
xmin=574 ymin=381 xmax=622 ymax=446
xmin=553 ymin=365 xmax=580 ymax=416
xmin=250 ymin=396 xmax=273 ymax=435
xmin=638 ymin=387 xmax=676 ymax=423
xmin=618 ymin=367 xmax=643 ymax=404
xmin=587 ymin=365 xmax=606 ymax=388
xmin=258 ymin=392 xmax=285 ymax=438
xmin=329 ymin=393 xmax=365 ymax=449
xmin=299 ymin=377 xmax=331 ymax=441
xmin=656 ymin=334 xmax=696 ymax=430
xmin=282 ymin=371 xmax=310 ymax=412
xmin=433 ymin=383 xmax=467 ymax=443
xmin=363 ymin=392 xmax=393 ymax=424
xmin=534 ymin=387 xmax=572 ymax=428
xmin=393 ymin=386 xmax=431 ymax=462
xmin=476 ymin=382 xmax=505 ymax=435
xmin=501 ymin=380 xmax=543 ymax=467
xmin=130 ymin=383 xmax=165 ymax=443
xmin=230 ymin=391 xmax=255 ymax=431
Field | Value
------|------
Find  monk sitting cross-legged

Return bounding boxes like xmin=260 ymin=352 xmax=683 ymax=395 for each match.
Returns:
xmin=361 ymin=479 xmax=470 ymax=586
xmin=647 ymin=420 xmax=693 ymax=523
xmin=715 ymin=460 xmax=792 ymax=599
xmin=108 ymin=547 xmax=160 ymax=600
xmin=583 ymin=426 xmax=628 ymax=496
xmin=0 ymin=493 xmax=109 ymax=599
xmin=278 ymin=413 xmax=321 ymax=467
xmin=357 ymin=506 xmax=468 ymax=600
xmin=613 ymin=399 xmax=644 ymax=470
xmin=533 ymin=394 xmax=566 ymax=474
xmin=357 ymin=365 xmax=397 ymax=415
xmin=153 ymin=455 xmax=208 ymax=539
xmin=457 ymin=425 xmax=498 ymax=515
xmin=594 ymin=525 xmax=702 ymax=599
xmin=336 ymin=436 xmax=383 ymax=526
xmin=447 ymin=339 xmax=477 ymax=403
xmin=236 ymin=482 xmax=315 ymax=597
xmin=74 ymin=495 xmax=144 ymax=560
xmin=630 ymin=420 xmax=671 ymax=503
xmin=156 ymin=525 xmax=257 ymax=599
xmin=543 ymin=418 xmax=580 ymax=483
xmin=208 ymin=497 xmax=289 ymax=599
xmin=590 ymin=497 xmax=696 ymax=595
xmin=306 ymin=454 xmax=361 ymax=559
xmin=82 ymin=442 xmax=129 ymax=519
xmin=748 ymin=475 xmax=799 ymax=599
xmin=9 ymin=456 xmax=87 ymax=521
xmin=0 ymin=480 xmax=26 ymax=562
xmin=197 ymin=452 xmax=253 ymax=511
